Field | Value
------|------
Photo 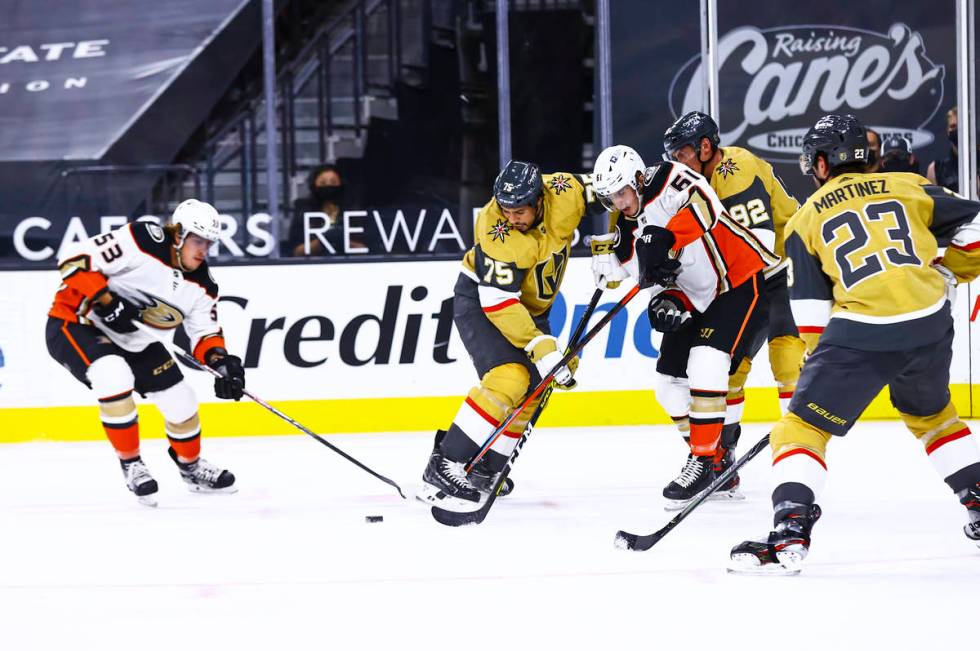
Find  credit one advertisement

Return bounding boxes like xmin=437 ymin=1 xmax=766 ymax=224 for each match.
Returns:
xmin=0 ymin=258 xmax=975 ymax=412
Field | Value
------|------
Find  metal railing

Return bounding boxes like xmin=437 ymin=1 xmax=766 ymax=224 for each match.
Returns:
xmin=190 ymin=0 xmax=443 ymax=219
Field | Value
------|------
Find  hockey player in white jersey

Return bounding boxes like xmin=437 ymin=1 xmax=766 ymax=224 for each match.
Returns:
xmin=590 ymin=145 xmax=776 ymax=507
xmin=46 ymin=200 xmax=243 ymax=505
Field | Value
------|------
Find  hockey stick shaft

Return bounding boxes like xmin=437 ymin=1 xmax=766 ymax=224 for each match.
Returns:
xmin=615 ymin=433 xmax=771 ymax=551
xmin=464 ymin=284 xmax=640 ymax=472
xmin=133 ymin=323 xmax=407 ymax=499
xmin=431 ymin=288 xmax=604 ymax=527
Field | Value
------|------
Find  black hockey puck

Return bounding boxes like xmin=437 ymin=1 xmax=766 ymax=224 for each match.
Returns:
xmin=365 ymin=515 xmax=384 ymax=523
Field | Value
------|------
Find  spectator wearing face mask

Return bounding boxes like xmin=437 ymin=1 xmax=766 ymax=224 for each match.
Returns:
xmin=928 ymin=107 xmax=980 ymax=195
xmin=865 ymin=128 xmax=883 ymax=172
xmin=881 ymin=135 xmax=920 ymax=174
xmin=287 ymin=164 xmax=347 ymax=257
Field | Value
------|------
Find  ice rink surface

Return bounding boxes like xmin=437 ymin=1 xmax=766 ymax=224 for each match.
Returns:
xmin=2 ymin=421 xmax=978 ymax=650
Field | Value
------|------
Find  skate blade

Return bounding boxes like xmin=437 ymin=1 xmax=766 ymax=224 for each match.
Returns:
xmin=726 ymin=554 xmax=801 ymax=576
xmin=136 ymin=494 xmax=158 ymax=508
xmin=186 ymin=484 xmax=238 ymax=494
xmin=415 ymin=483 xmax=485 ymax=513
xmin=706 ymin=488 xmax=746 ymax=502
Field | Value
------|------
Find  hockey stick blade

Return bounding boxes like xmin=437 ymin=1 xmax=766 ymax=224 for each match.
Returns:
xmin=615 ymin=434 xmax=771 ymax=551
xmin=430 ymin=289 xmax=605 ymax=527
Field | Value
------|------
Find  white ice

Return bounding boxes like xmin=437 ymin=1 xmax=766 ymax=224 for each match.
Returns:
xmin=1 ymin=421 xmax=977 ymax=650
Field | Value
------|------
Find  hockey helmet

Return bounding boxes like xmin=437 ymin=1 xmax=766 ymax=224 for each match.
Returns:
xmin=799 ymin=114 xmax=869 ymax=176
xmin=663 ymin=111 xmax=720 ymax=158
xmin=172 ymin=199 xmax=221 ymax=243
xmin=592 ymin=144 xmax=646 ymax=213
xmin=493 ymin=160 xmax=543 ymax=209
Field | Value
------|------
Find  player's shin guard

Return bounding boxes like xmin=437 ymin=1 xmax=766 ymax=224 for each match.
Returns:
xmin=770 ymin=335 xmax=805 ymax=414
xmin=687 ymin=346 xmax=729 ymax=455
xmin=904 ymin=403 xmax=980 ymax=545
xmin=165 ymin=414 xmax=202 ymax=462
xmin=99 ymin=391 xmax=140 ymax=458
xmin=653 ymin=372 xmax=692 ymax=440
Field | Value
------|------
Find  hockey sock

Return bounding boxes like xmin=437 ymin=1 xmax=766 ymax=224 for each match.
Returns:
xmin=902 ymin=403 xmax=980 ymax=492
xmin=688 ymin=389 xmax=726 ymax=455
xmin=166 ymin=413 xmax=202 ymax=463
xmin=769 ymin=335 xmax=806 ymax=414
xmin=99 ymin=391 xmax=140 ymax=458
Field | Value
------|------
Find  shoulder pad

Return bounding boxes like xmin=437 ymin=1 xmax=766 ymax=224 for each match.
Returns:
xmin=184 ymin=261 xmax=219 ymax=298
xmin=130 ymin=221 xmax=173 ymax=266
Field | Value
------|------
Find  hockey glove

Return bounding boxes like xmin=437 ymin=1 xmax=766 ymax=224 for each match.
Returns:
xmin=932 ymin=261 xmax=958 ymax=304
xmin=647 ymin=292 xmax=691 ymax=332
xmin=525 ymin=335 xmax=576 ymax=390
xmin=590 ymin=231 xmax=629 ymax=290
xmin=635 ymin=225 xmax=680 ymax=288
xmin=207 ymin=353 xmax=245 ymax=401
xmin=93 ymin=293 xmax=141 ymax=334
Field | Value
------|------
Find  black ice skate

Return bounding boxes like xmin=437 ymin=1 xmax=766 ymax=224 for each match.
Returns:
xmin=469 ymin=457 xmax=515 ymax=497
xmin=121 ymin=457 xmax=159 ymax=507
xmin=728 ymin=504 xmax=822 ymax=576
xmin=662 ymin=454 xmax=715 ymax=510
xmin=959 ymin=483 xmax=980 ymax=548
xmin=417 ymin=448 xmax=486 ymax=512
xmin=706 ymin=448 xmax=745 ymax=503
xmin=167 ymin=447 xmax=237 ymax=493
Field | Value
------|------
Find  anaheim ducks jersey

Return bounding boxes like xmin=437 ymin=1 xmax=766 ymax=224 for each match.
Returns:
xmin=49 ymin=221 xmax=225 ymax=361
xmin=609 ymin=161 xmax=778 ymax=312
xmin=786 ymin=172 xmax=980 ymax=352
xmin=709 ymin=146 xmax=799 ymax=267
xmin=461 ymin=172 xmax=587 ymax=349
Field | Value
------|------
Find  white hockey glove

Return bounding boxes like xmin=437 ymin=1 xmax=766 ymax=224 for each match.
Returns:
xmin=932 ymin=261 xmax=958 ymax=304
xmin=525 ymin=335 xmax=577 ymax=390
xmin=590 ymin=231 xmax=629 ymax=290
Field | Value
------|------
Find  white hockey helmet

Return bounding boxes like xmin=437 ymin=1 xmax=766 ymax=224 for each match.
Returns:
xmin=172 ymin=199 xmax=221 ymax=244
xmin=592 ymin=145 xmax=646 ymax=213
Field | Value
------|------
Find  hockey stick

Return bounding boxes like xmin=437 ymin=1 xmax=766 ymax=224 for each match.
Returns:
xmin=431 ymin=287 xmax=609 ymax=527
xmin=464 ymin=284 xmax=641 ymax=473
xmin=133 ymin=322 xmax=407 ymax=499
xmin=614 ymin=433 xmax=771 ymax=551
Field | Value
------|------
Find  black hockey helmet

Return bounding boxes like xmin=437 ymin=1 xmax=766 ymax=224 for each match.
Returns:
xmin=493 ymin=160 xmax=543 ymax=209
xmin=663 ymin=111 xmax=721 ymax=157
xmin=799 ymin=114 xmax=869 ymax=176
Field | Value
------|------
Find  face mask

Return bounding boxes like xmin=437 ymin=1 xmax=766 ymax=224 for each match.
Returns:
xmin=948 ymin=128 xmax=958 ymax=145
xmin=313 ymin=185 xmax=344 ymax=203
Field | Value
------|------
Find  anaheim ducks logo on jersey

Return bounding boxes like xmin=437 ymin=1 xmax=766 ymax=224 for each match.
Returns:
xmin=133 ymin=294 xmax=185 ymax=330
xmin=533 ymin=248 xmax=568 ymax=300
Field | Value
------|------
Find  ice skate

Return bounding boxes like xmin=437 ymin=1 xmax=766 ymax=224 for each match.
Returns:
xmin=120 ymin=457 xmax=158 ymax=507
xmin=168 ymin=447 xmax=237 ymax=493
xmin=469 ymin=456 xmax=515 ymax=497
xmin=706 ymin=447 xmax=745 ymax=503
xmin=728 ymin=504 xmax=822 ymax=575
xmin=417 ymin=448 xmax=486 ymax=512
xmin=662 ymin=454 xmax=714 ymax=511
xmin=960 ymin=483 xmax=980 ymax=548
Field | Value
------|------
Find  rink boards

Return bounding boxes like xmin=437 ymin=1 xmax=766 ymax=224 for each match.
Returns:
xmin=1 ymin=258 xmax=978 ymax=442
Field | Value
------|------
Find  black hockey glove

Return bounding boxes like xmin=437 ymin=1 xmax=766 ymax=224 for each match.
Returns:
xmin=635 ymin=225 xmax=680 ymax=288
xmin=93 ymin=294 xmax=141 ymax=334
xmin=208 ymin=353 xmax=245 ymax=401
xmin=647 ymin=293 xmax=691 ymax=333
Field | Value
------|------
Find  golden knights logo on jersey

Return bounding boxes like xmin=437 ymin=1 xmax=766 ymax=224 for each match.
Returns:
xmin=533 ymin=249 xmax=568 ymax=300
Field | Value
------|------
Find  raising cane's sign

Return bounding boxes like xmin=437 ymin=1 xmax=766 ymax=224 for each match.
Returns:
xmin=669 ymin=23 xmax=946 ymax=161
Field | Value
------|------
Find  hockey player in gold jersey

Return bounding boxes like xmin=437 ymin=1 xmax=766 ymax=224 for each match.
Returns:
xmin=729 ymin=114 xmax=980 ymax=574
xmin=417 ymin=161 xmax=589 ymax=512
xmin=659 ymin=111 xmax=806 ymax=502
